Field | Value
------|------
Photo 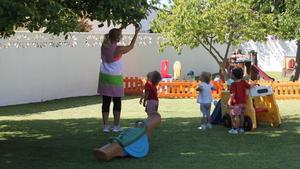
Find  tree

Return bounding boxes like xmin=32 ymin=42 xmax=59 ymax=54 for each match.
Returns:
xmin=252 ymin=0 xmax=300 ymax=81
xmin=152 ymin=0 xmax=273 ymax=79
xmin=277 ymin=1 xmax=300 ymax=81
xmin=0 ymin=0 xmax=158 ymax=37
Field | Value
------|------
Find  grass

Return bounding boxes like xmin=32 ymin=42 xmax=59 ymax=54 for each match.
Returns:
xmin=266 ymin=72 xmax=290 ymax=81
xmin=0 ymin=96 xmax=300 ymax=169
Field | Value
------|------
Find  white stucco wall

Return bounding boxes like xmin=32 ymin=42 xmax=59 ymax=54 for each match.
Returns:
xmin=0 ymin=33 xmax=297 ymax=106
xmin=0 ymin=32 xmax=219 ymax=106
xmin=239 ymin=37 xmax=297 ymax=71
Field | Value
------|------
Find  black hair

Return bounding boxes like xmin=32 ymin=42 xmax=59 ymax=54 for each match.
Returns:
xmin=232 ymin=67 xmax=244 ymax=80
xmin=150 ymin=71 xmax=162 ymax=86
xmin=146 ymin=71 xmax=153 ymax=80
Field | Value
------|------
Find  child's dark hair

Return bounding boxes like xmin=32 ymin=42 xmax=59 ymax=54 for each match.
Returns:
xmin=150 ymin=71 xmax=162 ymax=86
xmin=232 ymin=67 xmax=244 ymax=80
xmin=146 ymin=71 xmax=153 ymax=80
xmin=200 ymin=72 xmax=211 ymax=84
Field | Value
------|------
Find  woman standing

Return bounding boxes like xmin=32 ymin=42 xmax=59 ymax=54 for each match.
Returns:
xmin=98 ymin=25 xmax=140 ymax=133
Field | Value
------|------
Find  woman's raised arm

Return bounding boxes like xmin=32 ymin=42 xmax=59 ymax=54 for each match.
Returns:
xmin=115 ymin=25 xmax=140 ymax=56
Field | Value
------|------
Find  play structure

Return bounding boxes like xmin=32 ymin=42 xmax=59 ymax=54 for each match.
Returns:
xmin=228 ymin=50 xmax=275 ymax=81
xmin=219 ymin=85 xmax=281 ymax=131
xmin=94 ymin=114 xmax=161 ymax=161
xmin=251 ymin=64 xmax=275 ymax=81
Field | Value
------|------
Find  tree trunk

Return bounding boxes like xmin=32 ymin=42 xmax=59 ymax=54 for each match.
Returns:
xmin=219 ymin=62 xmax=229 ymax=81
xmin=291 ymin=40 xmax=300 ymax=82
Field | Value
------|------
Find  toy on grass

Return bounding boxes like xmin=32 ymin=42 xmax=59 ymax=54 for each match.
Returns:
xmin=173 ymin=61 xmax=181 ymax=80
xmin=160 ymin=60 xmax=173 ymax=79
xmin=185 ymin=70 xmax=195 ymax=81
xmin=220 ymin=85 xmax=281 ymax=131
xmin=94 ymin=113 xmax=161 ymax=161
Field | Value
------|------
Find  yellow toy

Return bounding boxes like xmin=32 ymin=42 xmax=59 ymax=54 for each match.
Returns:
xmin=173 ymin=61 xmax=181 ymax=80
xmin=221 ymin=85 xmax=281 ymax=131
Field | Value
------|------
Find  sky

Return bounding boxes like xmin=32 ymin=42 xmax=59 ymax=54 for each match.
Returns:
xmin=153 ymin=0 xmax=172 ymax=8
xmin=160 ymin=0 xmax=171 ymax=5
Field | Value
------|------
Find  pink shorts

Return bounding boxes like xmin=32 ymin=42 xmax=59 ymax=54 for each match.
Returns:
xmin=146 ymin=100 xmax=159 ymax=114
xmin=229 ymin=104 xmax=246 ymax=116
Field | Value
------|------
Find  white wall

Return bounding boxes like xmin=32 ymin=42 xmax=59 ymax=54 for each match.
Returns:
xmin=1 ymin=33 xmax=297 ymax=106
xmin=0 ymin=34 xmax=100 ymax=106
xmin=122 ymin=35 xmax=221 ymax=77
xmin=239 ymin=37 xmax=297 ymax=71
xmin=0 ymin=33 xmax=219 ymax=106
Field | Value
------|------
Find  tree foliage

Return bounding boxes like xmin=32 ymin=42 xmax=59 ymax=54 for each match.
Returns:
xmin=278 ymin=0 xmax=300 ymax=81
xmin=152 ymin=0 xmax=273 ymax=77
xmin=253 ymin=0 xmax=300 ymax=81
xmin=0 ymin=0 xmax=158 ymax=37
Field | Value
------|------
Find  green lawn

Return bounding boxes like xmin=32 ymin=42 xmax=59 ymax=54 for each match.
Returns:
xmin=0 ymin=96 xmax=299 ymax=169
xmin=266 ymin=72 xmax=290 ymax=81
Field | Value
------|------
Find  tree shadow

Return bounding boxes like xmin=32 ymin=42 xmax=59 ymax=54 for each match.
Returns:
xmin=0 ymin=115 xmax=300 ymax=169
xmin=0 ymin=95 xmax=139 ymax=116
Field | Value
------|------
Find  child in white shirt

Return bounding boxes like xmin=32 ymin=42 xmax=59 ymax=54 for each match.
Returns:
xmin=197 ymin=72 xmax=215 ymax=130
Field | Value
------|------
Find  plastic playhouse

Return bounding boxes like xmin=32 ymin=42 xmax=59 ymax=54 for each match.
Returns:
xmin=228 ymin=50 xmax=275 ymax=81
xmin=220 ymin=85 xmax=281 ymax=131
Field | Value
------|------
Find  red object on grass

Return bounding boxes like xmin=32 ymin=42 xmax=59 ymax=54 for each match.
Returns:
xmin=160 ymin=60 xmax=172 ymax=78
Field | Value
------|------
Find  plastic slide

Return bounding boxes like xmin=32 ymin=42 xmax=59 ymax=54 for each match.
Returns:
xmin=211 ymin=100 xmax=222 ymax=124
xmin=252 ymin=64 xmax=275 ymax=81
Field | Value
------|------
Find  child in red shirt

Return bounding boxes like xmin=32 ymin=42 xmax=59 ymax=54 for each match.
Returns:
xmin=139 ymin=72 xmax=153 ymax=107
xmin=140 ymin=71 xmax=162 ymax=116
xmin=228 ymin=67 xmax=251 ymax=134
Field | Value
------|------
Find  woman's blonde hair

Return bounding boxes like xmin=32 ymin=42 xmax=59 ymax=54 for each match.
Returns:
xmin=102 ymin=28 xmax=122 ymax=48
xmin=102 ymin=34 xmax=111 ymax=48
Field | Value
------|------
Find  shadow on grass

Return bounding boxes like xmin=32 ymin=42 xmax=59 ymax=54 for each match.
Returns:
xmin=0 ymin=95 xmax=139 ymax=116
xmin=0 ymin=116 xmax=300 ymax=169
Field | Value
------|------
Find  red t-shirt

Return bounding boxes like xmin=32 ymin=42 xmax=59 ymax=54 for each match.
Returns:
xmin=230 ymin=80 xmax=250 ymax=104
xmin=145 ymin=81 xmax=158 ymax=101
